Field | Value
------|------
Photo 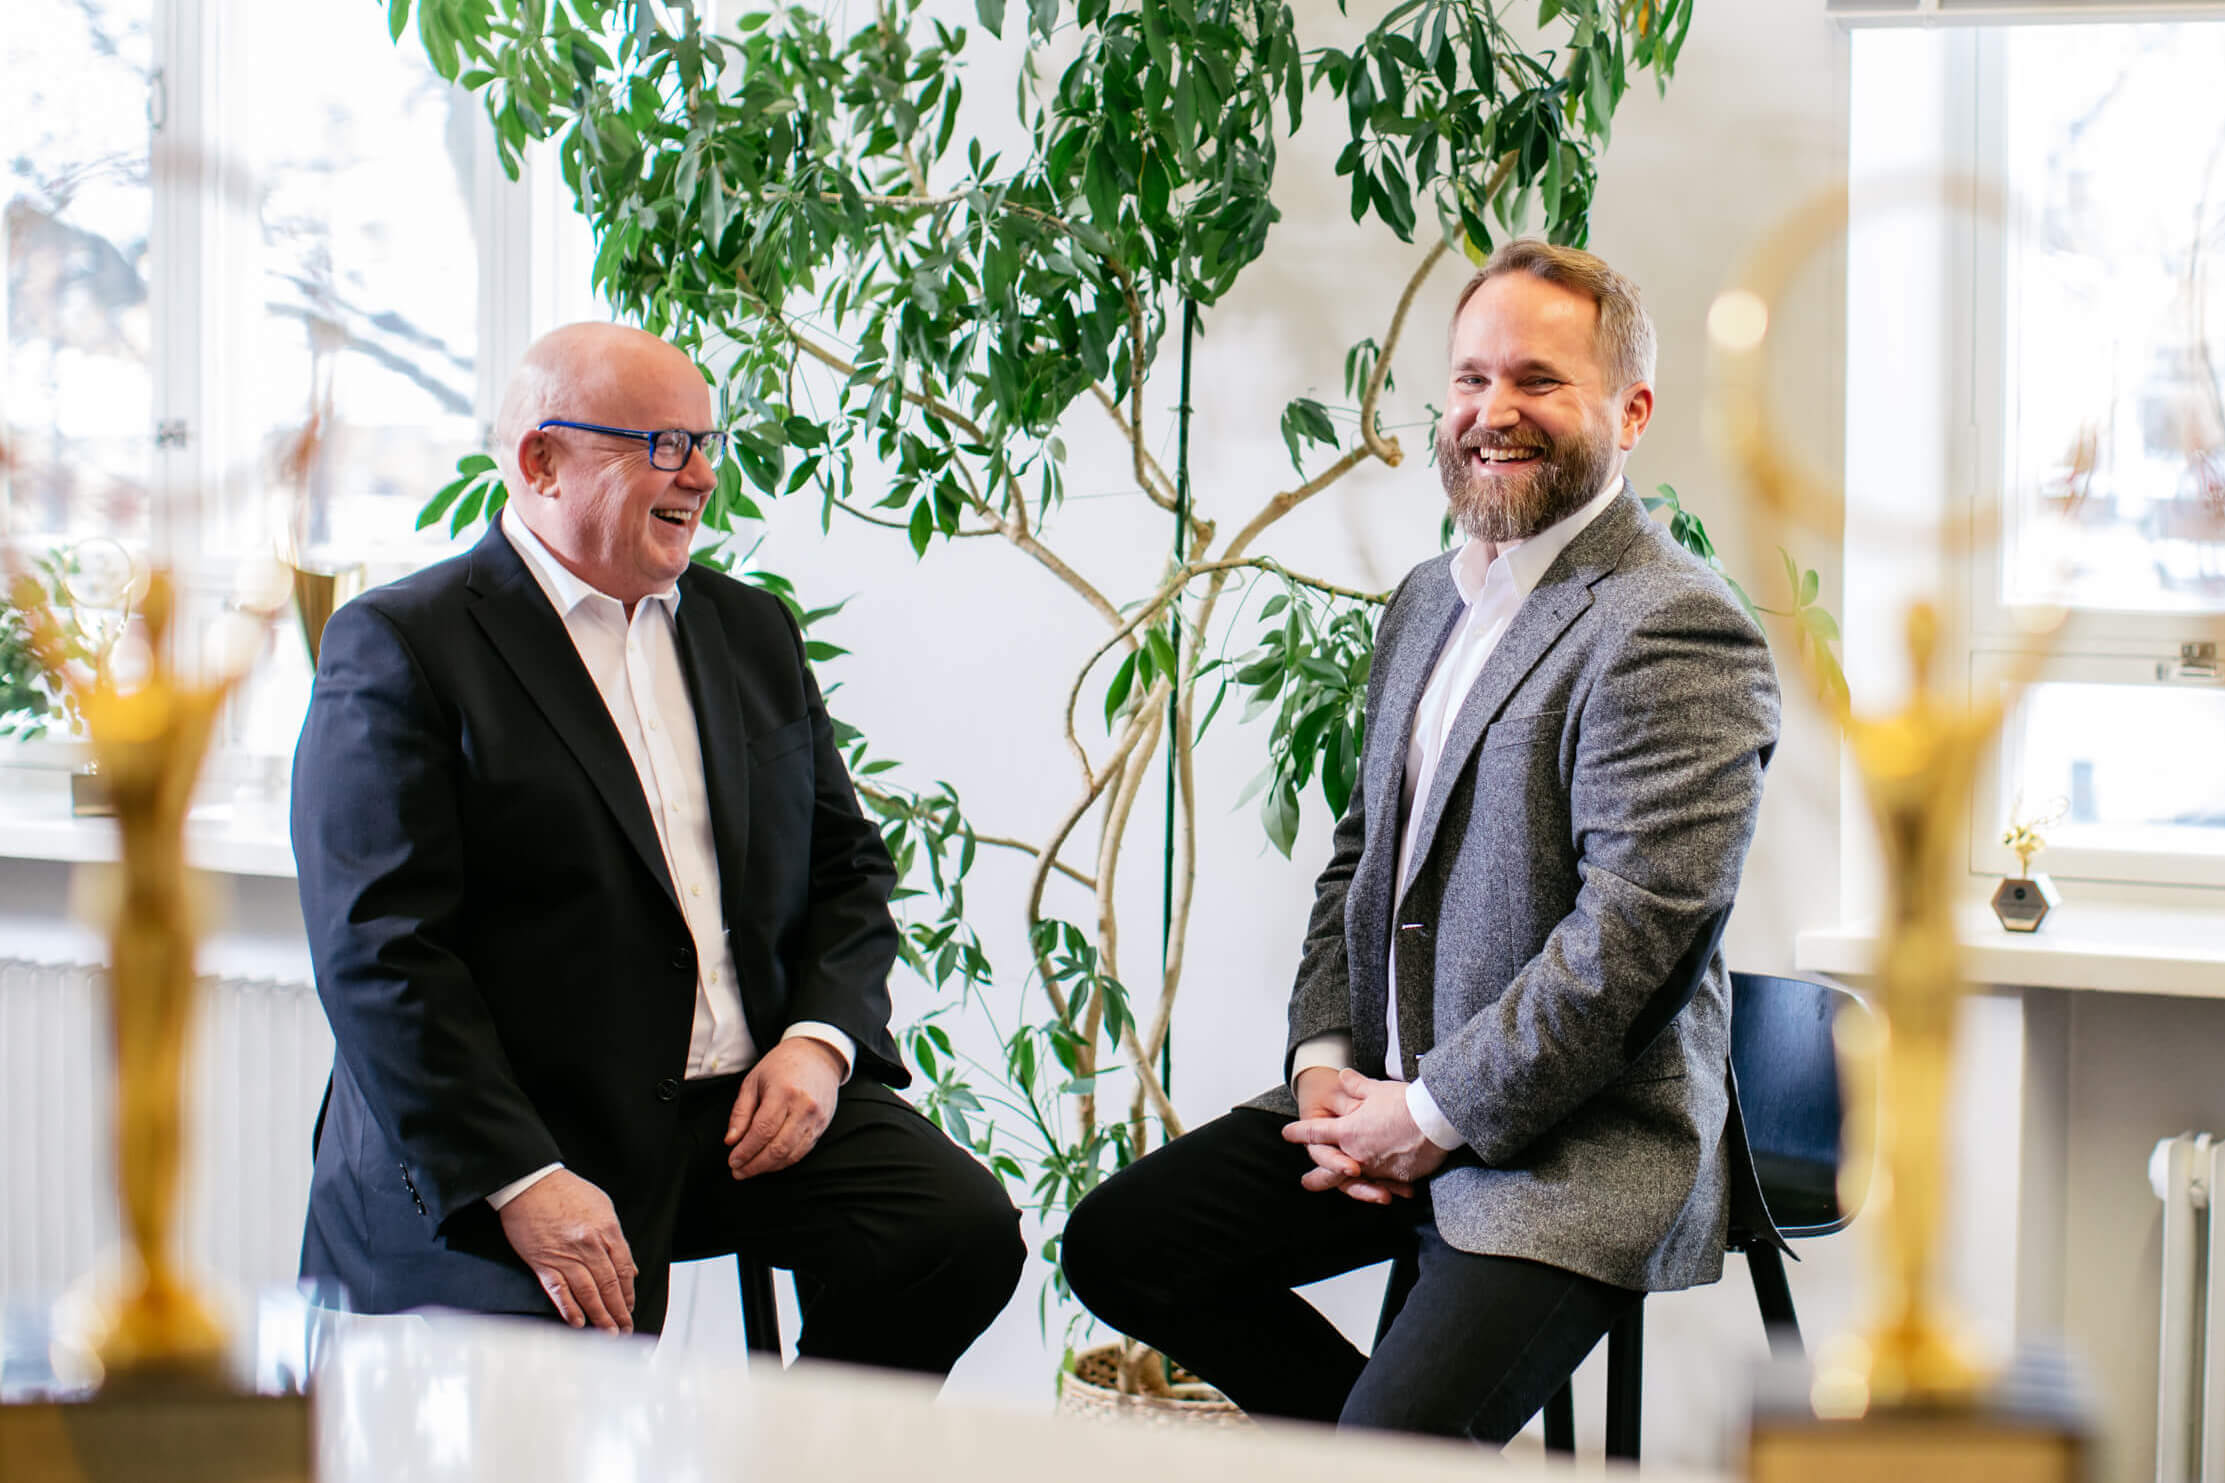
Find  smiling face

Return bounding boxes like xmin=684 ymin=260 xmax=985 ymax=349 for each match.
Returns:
xmin=1437 ymin=271 xmax=1653 ymax=544
xmin=503 ymin=325 xmax=716 ymax=607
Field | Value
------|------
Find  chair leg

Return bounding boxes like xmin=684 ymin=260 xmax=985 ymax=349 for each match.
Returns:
xmin=1745 ymin=1244 xmax=1805 ymax=1361
xmin=738 ymin=1255 xmax=782 ymax=1357
xmin=1542 ymin=1383 xmax=1576 ymax=1454
xmin=1604 ymin=1303 xmax=1643 ymax=1461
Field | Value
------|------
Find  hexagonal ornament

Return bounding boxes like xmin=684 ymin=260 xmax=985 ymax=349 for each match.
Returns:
xmin=1992 ymin=874 xmax=2060 ymax=933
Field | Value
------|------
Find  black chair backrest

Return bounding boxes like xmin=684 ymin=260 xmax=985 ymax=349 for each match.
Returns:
xmin=1728 ymin=971 xmax=1868 ymax=1240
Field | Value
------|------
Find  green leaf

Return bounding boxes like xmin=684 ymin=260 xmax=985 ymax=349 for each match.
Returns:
xmin=976 ymin=0 xmax=1006 ymax=32
xmin=1812 ymin=642 xmax=1851 ymax=715
xmin=1279 ymin=396 xmax=1339 ymax=473
xmin=450 ymin=479 xmax=488 ymax=537
xmin=1799 ymin=566 xmax=1820 ymax=608
xmin=418 ymin=471 xmax=471 ymax=531
xmin=1144 ymin=624 xmax=1179 ymax=685
xmin=389 ymin=0 xmax=411 ymax=45
xmin=1139 ymin=0 xmax=1172 ymax=78
xmin=908 ymin=497 xmax=934 ymax=557
xmin=1799 ymin=604 xmax=1841 ymax=644
xmin=1262 ymin=780 xmax=1300 ymax=857
xmin=1102 ymin=650 xmax=1138 ymax=729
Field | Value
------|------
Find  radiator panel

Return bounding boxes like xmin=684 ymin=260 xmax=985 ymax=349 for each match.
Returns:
xmin=0 ymin=957 xmax=332 ymax=1306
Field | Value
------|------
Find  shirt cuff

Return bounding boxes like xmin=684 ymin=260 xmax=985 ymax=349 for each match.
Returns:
xmin=1406 ymin=1079 xmax=1464 ymax=1151
xmin=783 ymin=1023 xmax=856 ymax=1084
xmin=1289 ymin=1032 xmax=1353 ymax=1095
xmin=486 ymin=1162 xmax=563 ymax=1211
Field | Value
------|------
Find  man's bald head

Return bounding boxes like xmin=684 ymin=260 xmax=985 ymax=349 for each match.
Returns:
xmin=493 ymin=324 xmax=705 ymax=492
xmin=495 ymin=323 xmax=718 ymax=609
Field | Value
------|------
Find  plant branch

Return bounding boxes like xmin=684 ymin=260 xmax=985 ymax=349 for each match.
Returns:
xmin=792 ymin=184 xmax=1160 ymax=540
xmin=1143 ymin=690 xmax=1197 ymax=1070
xmin=1024 ymin=697 xmax=1160 ymax=1023
xmin=1217 ymin=444 xmax=1375 ymax=570
xmin=785 ymin=324 xmax=991 ymax=442
xmin=1078 ymin=687 xmax=1164 ymax=1140
xmin=1359 ymin=238 xmax=1451 ymax=465
xmin=1129 ymin=676 xmax=1197 ymax=1146
xmin=782 ymin=323 xmax=1125 ymax=627
xmin=833 ymin=497 xmax=998 ymax=537
xmin=1089 ymin=382 xmax=1193 ymax=524
xmin=1184 ymin=556 xmax=1391 ymax=606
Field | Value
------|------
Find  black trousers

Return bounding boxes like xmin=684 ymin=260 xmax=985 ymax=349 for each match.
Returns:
xmin=611 ymin=1075 xmax=1023 ymax=1376
xmin=1063 ymin=1108 xmax=1641 ymax=1440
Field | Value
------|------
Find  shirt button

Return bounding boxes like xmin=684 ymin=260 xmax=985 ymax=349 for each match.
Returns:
xmin=690 ymin=884 xmax=701 ymax=898
xmin=709 ymin=970 xmax=719 ymax=984
xmin=655 ymin=1078 xmax=680 ymax=1102
xmin=647 ymin=717 xmax=659 ymax=731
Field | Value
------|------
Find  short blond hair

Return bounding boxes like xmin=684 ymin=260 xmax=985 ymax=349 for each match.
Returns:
xmin=1452 ymin=240 xmax=1656 ymax=390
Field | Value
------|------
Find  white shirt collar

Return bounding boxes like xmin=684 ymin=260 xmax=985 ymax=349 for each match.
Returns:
xmin=501 ymin=505 xmax=681 ymax=619
xmin=1448 ymin=475 xmax=1624 ymax=606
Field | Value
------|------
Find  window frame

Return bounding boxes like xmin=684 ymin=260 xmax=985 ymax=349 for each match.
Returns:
xmin=1844 ymin=15 xmax=2225 ymax=904
xmin=4 ymin=0 xmax=599 ymax=779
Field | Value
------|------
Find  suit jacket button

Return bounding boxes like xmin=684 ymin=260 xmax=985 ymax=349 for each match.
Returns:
xmin=670 ymin=948 xmax=693 ymax=970
xmin=656 ymin=1077 xmax=681 ymax=1102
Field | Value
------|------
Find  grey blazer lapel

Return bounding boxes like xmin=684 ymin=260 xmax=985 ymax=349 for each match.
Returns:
xmin=1349 ymin=567 xmax=1463 ymax=1075
xmin=1398 ymin=491 xmax=1648 ymax=894
xmin=1368 ymin=567 xmax=1465 ymax=836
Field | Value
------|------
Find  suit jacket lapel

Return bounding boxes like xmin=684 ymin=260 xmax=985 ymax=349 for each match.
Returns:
xmin=1349 ymin=568 xmax=1463 ymax=1074
xmin=1367 ymin=571 xmax=1465 ymax=848
xmin=465 ymin=527 xmax=679 ymax=908
xmin=1397 ymin=491 xmax=1648 ymax=897
xmin=671 ymin=577 xmax=752 ymax=888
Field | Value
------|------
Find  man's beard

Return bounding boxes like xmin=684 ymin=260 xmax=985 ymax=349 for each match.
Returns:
xmin=1438 ymin=417 xmax=1615 ymax=544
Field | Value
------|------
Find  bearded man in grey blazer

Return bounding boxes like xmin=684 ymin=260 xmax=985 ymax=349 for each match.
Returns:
xmin=1062 ymin=240 xmax=1781 ymax=1441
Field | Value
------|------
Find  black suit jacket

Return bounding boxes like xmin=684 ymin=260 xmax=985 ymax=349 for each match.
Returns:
xmin=292 ymin=524 xmax=905 ymax=1315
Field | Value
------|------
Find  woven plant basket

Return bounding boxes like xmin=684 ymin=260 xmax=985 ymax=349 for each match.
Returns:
xmin=1056 ymin=1340 xmax=1248 ymax=1427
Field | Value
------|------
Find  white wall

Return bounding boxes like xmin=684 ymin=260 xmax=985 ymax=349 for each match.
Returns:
xmin=732 ymin=0 xmax=1862 ymax=1464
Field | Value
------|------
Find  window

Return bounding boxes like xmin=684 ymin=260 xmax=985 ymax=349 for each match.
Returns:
xmin=1847 ymin=15 xmax=2225 ymax=895
xmin=211 ymin=0 xmax=486 ymax=566
xmin=3 ymin=0 xmax=155 ymax=549
xmin=3 ymin=0 xmax=597 ymax=771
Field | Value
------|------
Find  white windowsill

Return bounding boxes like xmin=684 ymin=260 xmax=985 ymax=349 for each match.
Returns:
xmin=1797 ymin=900 xmax=2225 ymax=998
xmin=0 ymin=775 xmax=297 ymax=879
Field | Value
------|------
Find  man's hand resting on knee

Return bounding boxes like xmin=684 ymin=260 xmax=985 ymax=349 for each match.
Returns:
xmin=725 ymin=1037 xmax=845 ymax=1179
xmin=1284 ymin=1068 xmax=1450 ymax=1204
xmin=497 ymin=1170 xmax=638 ymax=1332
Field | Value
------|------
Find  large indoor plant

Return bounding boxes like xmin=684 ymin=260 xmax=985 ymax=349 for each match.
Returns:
xmin=385 ymin=0 xmax=1840 ymax=1386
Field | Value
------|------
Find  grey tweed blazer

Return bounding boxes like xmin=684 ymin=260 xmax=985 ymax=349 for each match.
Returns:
xmin=1246 ymin=487 xmax=1781 ymax=1293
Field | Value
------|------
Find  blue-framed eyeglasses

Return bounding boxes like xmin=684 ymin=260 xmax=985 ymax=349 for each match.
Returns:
xmin=535 ymin=419 xmax=728 ymax=471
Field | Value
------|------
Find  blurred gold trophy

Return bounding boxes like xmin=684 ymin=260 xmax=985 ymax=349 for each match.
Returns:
xmin=0 ymin=405 xmax=302 ymax=1391
xmin=12 ymin=571 xmax=286 ymax=1382
xmin=1709 ymin=179 xmax=2073 ymax=1417
xmin=1716 ymin=179 xmax=2224 ymax=1478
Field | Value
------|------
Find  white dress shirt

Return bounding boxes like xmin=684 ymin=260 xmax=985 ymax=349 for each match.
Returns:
xmin=1291 ymin=478 xmax=1623 ymax=1151
xmin=486 ymin=508 xmax=854 ymax=1209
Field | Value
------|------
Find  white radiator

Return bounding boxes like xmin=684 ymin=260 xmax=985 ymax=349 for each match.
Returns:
xmin=2152 ymin=1132 xmax=2225 ymax=1483
xmin=0 ymin=957 xmax=333 ymax=1307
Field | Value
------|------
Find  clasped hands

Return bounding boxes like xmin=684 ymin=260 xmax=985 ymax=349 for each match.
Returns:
xmin=496 ymin=1037 xmax=845 ymax=1332
xmin=1283 ymin=1066 xmax=1450 ymax=1205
